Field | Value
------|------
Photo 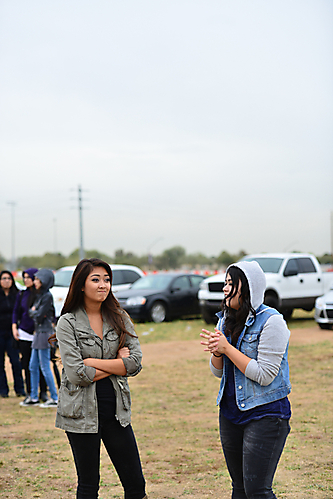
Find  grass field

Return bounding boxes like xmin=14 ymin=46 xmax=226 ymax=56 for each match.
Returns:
xmin=0 ymin=312 xmax=332 ymax=498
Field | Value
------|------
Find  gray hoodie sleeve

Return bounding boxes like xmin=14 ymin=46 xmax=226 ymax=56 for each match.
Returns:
xmin=245 ymin=314 xmax=290 ymax=386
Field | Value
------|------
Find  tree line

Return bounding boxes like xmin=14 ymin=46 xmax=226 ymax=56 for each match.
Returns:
xmin=0 ymin=246 xmax=332 ymax=273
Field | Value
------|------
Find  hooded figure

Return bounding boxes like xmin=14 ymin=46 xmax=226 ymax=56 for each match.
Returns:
xmin=202 ymin=260 xmax=291 ymax=499
xmin=29 ymin=269 xmax=55 ymax=350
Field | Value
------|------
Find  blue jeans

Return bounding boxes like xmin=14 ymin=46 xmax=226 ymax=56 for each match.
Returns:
xmin=0 ymin=331 xmax=25 ymax=396
xmin=219 ymin=412 xmax=290 ymax=499
xmin=29 ymin=348 xmax=58 ymax=401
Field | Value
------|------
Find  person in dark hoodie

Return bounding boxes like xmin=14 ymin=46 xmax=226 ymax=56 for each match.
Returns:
xmin=201 ymin=261 xmax=291 ymax=499
xmin=0 ymin=270 xmax=25 ymax=397
xmin=20 ymin=269 xmax=58 ymax=407
xmin=12 ymin=268 xmax=48 ymax=401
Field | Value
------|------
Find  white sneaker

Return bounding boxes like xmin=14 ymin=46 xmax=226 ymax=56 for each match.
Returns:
xmin=40 ymin=398 xmax=58 ymax=408
xmin=19 ymin=396 xmax=40 ymax=407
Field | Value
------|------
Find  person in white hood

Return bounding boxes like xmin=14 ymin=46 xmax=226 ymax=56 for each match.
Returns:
xmin=201 ymin=261 xmax=291 ymax=499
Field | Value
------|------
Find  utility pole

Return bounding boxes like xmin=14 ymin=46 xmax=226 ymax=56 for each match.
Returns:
xmin=78 ymin=185 xmax=85 ymax=260
xmin=7 ymin=201 xmax=16 ymax=271
xmin=53 ymin=218 xmax=57 ymax=253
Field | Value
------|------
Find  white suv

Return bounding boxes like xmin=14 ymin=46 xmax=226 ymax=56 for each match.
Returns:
xmin=51 ymin=264 xmax=145 ymax=318
xmin=198 ymin=273 xmax=225 ymax=324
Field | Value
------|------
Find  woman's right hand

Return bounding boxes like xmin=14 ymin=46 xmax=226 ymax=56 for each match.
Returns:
xmin=12 ymin=324 xmax=19 ymax=340
xmin=117 ymin=347 xmax=130 ymax=359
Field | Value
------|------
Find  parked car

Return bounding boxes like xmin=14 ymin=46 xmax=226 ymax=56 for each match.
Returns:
xmin=314 ymin=286 xmax=333 ymax=329
xmin=198 ymin=273 xmax=225 ymax=324
xmin=51 ymin=264 xmax=145 ymax=318
xmin=198 ymin=253 xmax=333 ymax=324
xmin=116 ymin=272 xmax=205 ymax=323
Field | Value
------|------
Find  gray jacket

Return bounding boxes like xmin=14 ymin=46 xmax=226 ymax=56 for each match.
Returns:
xmin=29 ymin=269 xmax=55 ymax=349
xmin=55 ymin=307 xmax=142 ymax=432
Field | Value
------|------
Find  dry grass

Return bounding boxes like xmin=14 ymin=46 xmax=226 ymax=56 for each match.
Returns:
xmin=0 ymin=314 xmax=332 ymax=498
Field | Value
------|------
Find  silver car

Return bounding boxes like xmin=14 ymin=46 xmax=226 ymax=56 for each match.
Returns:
xmin=314 ymin=286 xmax=333 ymax=329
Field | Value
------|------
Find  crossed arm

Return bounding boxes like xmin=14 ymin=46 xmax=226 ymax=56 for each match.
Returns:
xmin=83 ymin=347 xmax=130 ymax=380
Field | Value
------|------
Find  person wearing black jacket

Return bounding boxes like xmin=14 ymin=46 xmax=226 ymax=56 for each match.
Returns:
xmin=0 ymin=270 xmax=25 ymax=397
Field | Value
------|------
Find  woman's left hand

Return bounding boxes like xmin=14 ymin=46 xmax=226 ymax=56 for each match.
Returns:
xmin=200 ymin=328 xmax=229 ymax=355
xmin=117 ymin=347 xmax=130 ymax=359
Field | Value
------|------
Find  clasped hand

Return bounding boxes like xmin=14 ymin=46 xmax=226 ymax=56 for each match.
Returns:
xmin=200 ymin=328 xmax=228 ymax=355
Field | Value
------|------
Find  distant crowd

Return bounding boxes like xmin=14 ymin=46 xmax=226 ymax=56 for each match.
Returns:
xmin=0 ymin=268 xmax=59 ymax=406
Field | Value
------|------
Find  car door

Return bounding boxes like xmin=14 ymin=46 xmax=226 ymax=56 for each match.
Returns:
xmin=296 ymin=257 xmax=323 ymax=298
xmin=168 ymin=276 xmax=192 ymax=317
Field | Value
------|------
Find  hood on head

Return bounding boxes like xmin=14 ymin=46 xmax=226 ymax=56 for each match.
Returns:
xmin=35 ymin=269 xmax=54 ymax=291
xmin=23 ymin=268 xmax=38 ymax=280
xmin=226 ymin=260 xmax=266 ymax=311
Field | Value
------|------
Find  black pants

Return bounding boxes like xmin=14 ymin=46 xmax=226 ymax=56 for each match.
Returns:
xmin=18 ymin=340 xmax=47 ymax=395
xmin=66 ymin=418 xmax=146 ymax=499
xmin=219 ymin=412 xmax=290 ymax=499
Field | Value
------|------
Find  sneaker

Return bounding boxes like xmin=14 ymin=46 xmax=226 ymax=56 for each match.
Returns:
xmin=39 ymin=392 xmax=48 ymax=402
xmin=16 ymin=392 xmax=26 ymax=397
xmin=20 ymin=396 xmax=40 ymax=407
xmin=1 ymin=393 xmax=9 ymax=398
xmin=40 ymin=398 xmax=58 ymax=408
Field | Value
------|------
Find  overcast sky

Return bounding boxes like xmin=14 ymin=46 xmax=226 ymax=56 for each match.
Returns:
xmin=1 ymin=0 xmax=332 ymax=262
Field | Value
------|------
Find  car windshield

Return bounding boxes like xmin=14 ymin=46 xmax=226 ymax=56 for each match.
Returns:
xmin=54 ymin=270 xmax=74 ymax=287
xmin=131 ymin=274 xmax=173 ymax=290
xmin=242 ymin=257 xmax=284 ymax=273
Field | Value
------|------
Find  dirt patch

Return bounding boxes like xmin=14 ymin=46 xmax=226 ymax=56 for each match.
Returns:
xmin=141 ymin=325 xmax=333 ymax=365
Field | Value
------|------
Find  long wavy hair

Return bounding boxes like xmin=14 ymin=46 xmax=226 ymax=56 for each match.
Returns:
xmin=222 ymin=266 xmax=256 ymax=346
xmin=51 ymin=258 xmax=135 ymax=349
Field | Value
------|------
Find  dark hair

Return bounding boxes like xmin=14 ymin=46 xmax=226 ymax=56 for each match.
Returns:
xmin=22 ymin=271 xmax=37 ymax=307
xmin=222 ymin=266 xmax=256 ymax=346
xmin=0 ymin=270 xmax=18 ymax=295
xmin=60 ymin=258 xmax=135 ymax=348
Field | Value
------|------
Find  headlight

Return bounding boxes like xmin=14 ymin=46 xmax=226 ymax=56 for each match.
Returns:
xmin=126 ymin=296 xmax=147 ymax=306
xmin=199 ymin=281 xmax=208 ymax=291
xmin=315 ymin=297 xmax=325 ymax=309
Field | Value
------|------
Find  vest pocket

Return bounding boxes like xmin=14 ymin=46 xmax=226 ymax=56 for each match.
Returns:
xmin=58 ymin=384 xmax=84 ymax=419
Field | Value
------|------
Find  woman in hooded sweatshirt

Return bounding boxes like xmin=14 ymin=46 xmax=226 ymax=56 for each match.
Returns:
xmin=12 ymin=268 xmax=48 ymax=401
xmin=200 ymin=261 xmax=291 ymax=499
xmin=20 ymin=268 xmax=58 ymax=407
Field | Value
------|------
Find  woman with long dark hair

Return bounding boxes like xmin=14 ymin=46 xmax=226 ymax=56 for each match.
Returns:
xmin=201 ymin=261 xmax=291 ymax=499
xmin=55 ymin=258 xmax=147 ymax=499
xmin=0 ymin=270 xmax=25 ymax=397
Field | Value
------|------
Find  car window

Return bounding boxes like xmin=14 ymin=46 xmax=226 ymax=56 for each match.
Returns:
xmin=243 ymin=257 xmax=283 ymax=273
xmin=131 ymin=274 xmax=173 ymax=290
xmin=189 ymin=275 xmax=204 ymax=287
xmin=297 ymin=258 xmax=316 ymax=273
xmin=283 ymin=259 xmax=298 ymax=276
xmin=112 ymin=270 xmax=124 ymax=285
xmin=54 ymin=270 xmax=74 ymax=287
xmin=122 ymin=270 xmax=141 ymax=284
xmin=172 ymin=276 xmax=190 ymax=290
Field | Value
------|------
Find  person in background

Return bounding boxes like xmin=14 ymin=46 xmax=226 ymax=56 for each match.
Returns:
xmin=0 ymin=270 xmax=25 ymax=398
xmin=55 ymin=258 xmax=147 ymax=499
xmin=20 ymin=268 xmax=58 ymax=407
xmin=201 ymin=261 xmax=291 ymax=499
xmin=12 ymin=268 xmax=48 ymax=402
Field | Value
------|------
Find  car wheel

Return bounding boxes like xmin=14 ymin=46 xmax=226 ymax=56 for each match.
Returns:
xmin=264 ymin=293 xmax=279 ymax=311
xmin=202 ymin=310 xmax=216 ymax=325
xmin=318 ymin=323 xmax=333 ymax=330
xmin=281 ymin=308 xmax=293 ymax=320
xmin=150 ymin=302 xmax=167 ymax=323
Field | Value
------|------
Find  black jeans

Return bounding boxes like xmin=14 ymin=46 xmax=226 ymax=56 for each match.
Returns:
xmin=219 ymin=412 xmax=290 ymax=499
xmin=18 ymin=339 xmax=47 ymax=395
xmin=66 ymin=418 xmax=146 ymax=499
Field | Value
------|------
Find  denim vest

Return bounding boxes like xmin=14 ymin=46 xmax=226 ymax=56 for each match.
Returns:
xmin=216 ymin=304 xmax=291 ymax=411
